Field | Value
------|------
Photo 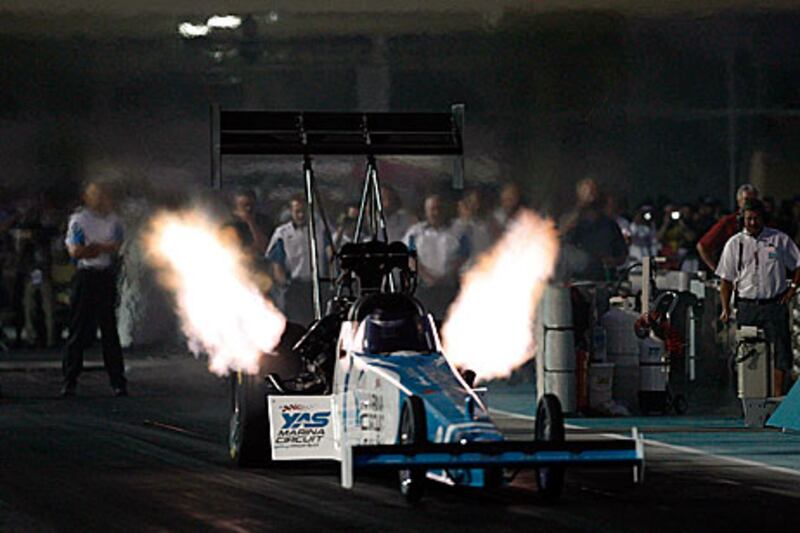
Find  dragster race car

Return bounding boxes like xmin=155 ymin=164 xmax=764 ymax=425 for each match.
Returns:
xmin=229 ymin=242 xmax=644 ymax=503
xmin=215 ymin=107 xmax=644 ymax=503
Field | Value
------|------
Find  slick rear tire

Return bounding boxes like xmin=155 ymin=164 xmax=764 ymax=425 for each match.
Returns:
xmin=229 ymin=370 xmax=272 ymax=467
xmin=534 ymin=394 xmax=566 ymax=503
xmin=398 ymin=395 xmax=427 ymax=503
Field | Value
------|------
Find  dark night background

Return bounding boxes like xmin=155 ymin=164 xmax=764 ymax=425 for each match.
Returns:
xmin=1 ymin=3 xmax=799 ymax=212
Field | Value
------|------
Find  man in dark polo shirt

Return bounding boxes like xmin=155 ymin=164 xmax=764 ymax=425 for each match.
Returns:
xmin=224 ymin=187 xmax=271 ymax=256
xmin=561 ymin=177 xmax=628 ymax=281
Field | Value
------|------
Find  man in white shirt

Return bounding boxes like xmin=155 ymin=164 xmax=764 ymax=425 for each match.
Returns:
xmin=266 ymin=194 xmax=330 ymax=325
xmin=451 ymin=188 xmax=493 ymax=270
xmin=403 ymin=193 xmax=468 ymax=318
xmin=380 ymin=185 xmax=417 ymax=243
xmin=717 ymin=199 xmax=800 ymax=395
xmin=62 ymin=180 xmax=126 ymax=397
xmin=492 ymin=182 xmax=523 ymax=236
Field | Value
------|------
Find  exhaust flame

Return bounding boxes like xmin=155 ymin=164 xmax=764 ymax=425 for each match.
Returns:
xmin=144 ymin=210 xmax=286 ymax=376
xmin=441 ymin=209 xmax=559 ymax=382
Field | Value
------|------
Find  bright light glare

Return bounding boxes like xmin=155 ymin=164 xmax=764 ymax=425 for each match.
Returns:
xmin=207 ymin=15 xmax=242 ymax=29
xmin=144 ymin=210 xmax=286 ymax=376
xmin=178 ymin=22 xmax=209 ymax=38
xmin=441 ymin=209 xmax=559 ymax=382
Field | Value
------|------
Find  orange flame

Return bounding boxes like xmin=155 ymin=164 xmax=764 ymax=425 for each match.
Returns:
xmin=441 ymin=209 xmax=559 ymax=382
xmin=144 ymin=210 xmax=286 ymax=376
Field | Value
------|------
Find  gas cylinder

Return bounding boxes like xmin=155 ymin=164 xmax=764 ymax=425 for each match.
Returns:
xmin=639 ymin=334 xmax=668 ymax=413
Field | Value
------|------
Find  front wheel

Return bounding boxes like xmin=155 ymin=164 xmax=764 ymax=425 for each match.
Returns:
xmin=398 ymin=395 xmax=427 ymax=503
xmin=672 ymin=393 xmax=688 ymax=415
xmin=229 ymin=370 xmax=271 ymax=467
xmin=534 ymin=394 xmax=566 ymax=502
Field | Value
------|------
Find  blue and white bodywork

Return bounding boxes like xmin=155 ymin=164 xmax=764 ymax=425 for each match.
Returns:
xmin=334 ymin=310 xmax=502 ymax=488
xmin=266 ymin=292 xmax=644 ymax=496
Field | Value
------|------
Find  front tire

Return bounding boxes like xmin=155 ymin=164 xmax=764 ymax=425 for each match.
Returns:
xmin=398 ymin=395 xmax=427 ymax=503
xmin=672 ymin=393 xmax=688 ymax=415
xmin=534 ymin=394 xmax=566 ymax=502
xmin=229 ymin=370 xmax=271 ymax=467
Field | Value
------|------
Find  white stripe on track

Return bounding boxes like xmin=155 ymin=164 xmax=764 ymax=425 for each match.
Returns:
xmin=490 ymin=407 xmax=800 ymax=478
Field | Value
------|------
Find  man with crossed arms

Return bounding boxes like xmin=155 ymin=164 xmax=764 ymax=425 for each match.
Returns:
xmin=717 ymin=198 xmax=800 ymax=396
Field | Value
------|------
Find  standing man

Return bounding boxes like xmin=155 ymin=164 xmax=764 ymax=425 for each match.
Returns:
xmin=18 ymin=198 xmax=59 ymax=348
xmin=492 ymin=182 xmax=524 ymax=236
xmin=717 ymin=199 xmax=800 ymax=396
xmin=266 ymin=194 xmax=329 ymax=325
xmin=62 ymin=180 xmax=126 ymax=397
xmin=560 ymin=177 xmax=628 ymax=281
xmin=403 ymin=193 xmax=468 ymax=318
xmin=380 ymin=185 xmax=417 ymax=243
xmin=697 ymin=183 xmax=759 ymax=272
xmin=451 ymin=188 xmax=493 ymax=270
xmin=227 ymin=187 xmax=271 ymax=256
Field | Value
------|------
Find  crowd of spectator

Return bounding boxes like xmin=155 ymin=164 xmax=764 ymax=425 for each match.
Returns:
xmin=4 ymin=178 xmax=800 ymax=348
xmin=0 ymin=193 xmax=76 ymax=350
xmin=251 ymin=179 xmax=800 ymax=322
xmin=264 ymin=183 xmax=531 ymax=320
xmin=610 ymin=186 xmax=800 ymax=276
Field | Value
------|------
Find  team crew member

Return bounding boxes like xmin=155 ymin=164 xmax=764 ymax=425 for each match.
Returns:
xmin=492 ymin=182 xmax=523 ymax=236
xmin=697 ymin=183 xmax=759 ymax=271
xmin=380 ymin=185 xmax=417 ymax=242
xmin=451 ymin=188 xmax=493 ymax=270
xmin=717 ymin=199 xmax=800 ymax=396
xmin=403 ymin=193 xmax=468 ymax=318
xmin=62 ymin=180 xmax=126 ymax=397
xmin=560 ymin=177 xmax=628 ymax=281
xmin=225 ymin=187 xmax=271 ymax=255
xmin=266 ymin=194 xmax=329 ymax=325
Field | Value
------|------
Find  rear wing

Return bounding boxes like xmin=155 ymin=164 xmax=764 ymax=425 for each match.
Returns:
xmin=211 ymin=105 xmax=465 ymax=188
xmin=215 ymin=109 xmax=462 ymax=156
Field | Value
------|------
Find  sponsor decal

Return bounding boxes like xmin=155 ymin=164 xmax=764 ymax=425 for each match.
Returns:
xmin=275 ymin=411 xmax=331 ymax=447
xmin=281 ymin=411 xmax=331 ymax=429
xmin=270 ymin=396 xmax=336 ymax=459
xmin=360 ymin=412 xmax=384 ymax=431
xmin=356 ymin=392 xmax=385 ymax=432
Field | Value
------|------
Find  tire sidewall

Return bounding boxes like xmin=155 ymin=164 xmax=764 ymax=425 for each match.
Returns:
xmin=398 ymin=395 xmax=427 ymax=502
xmin=535 ymin=394 xmax=566 ymax=502
xmin=230 ymin=371 xmax=271 ymax=467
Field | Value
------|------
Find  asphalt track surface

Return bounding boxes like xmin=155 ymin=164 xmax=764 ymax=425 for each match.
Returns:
xmin=1 ymin=355 xmax=798 ymax=532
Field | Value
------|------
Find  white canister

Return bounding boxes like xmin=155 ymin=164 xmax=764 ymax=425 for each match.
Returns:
xmin=544 ymin=371 xmax=577 ymax=414
xmin=544 ymin=329 xmax=575 ymax=371
xmin=542 ymin=285 xmax=573 ymax=329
